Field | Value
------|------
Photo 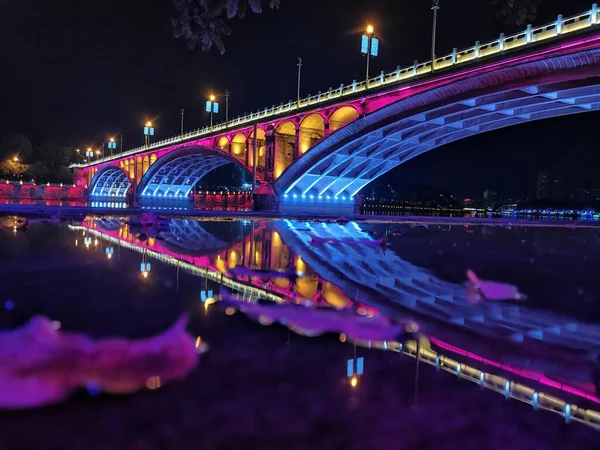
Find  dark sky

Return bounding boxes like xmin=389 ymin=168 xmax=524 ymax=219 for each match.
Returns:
xmin=1 ymin=0 xmax=598 ymax=198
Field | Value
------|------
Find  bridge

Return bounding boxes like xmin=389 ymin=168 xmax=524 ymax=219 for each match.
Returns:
xmin=72 ymin=6 xmax=600 ymax=214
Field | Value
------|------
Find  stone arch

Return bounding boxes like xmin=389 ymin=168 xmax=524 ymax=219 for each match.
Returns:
xmin=248 ymin=128 xmax=267 ymax=173
xmin=231 ymin=133 xmax=247 ymax=162
xmin=299 ymin=113 xmax=325 ymax=154
xmin=274 ymin=121 xmax=296 ymax=179
xmin=216 ymin=136 xmax=230 ymax=152
xmin=329 ymin=105 xmax=360 ymax=132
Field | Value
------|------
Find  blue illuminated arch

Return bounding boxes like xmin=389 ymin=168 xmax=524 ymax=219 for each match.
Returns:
xmin=275 ymin=50 xmax=600 ymax=201
xmin=136 ymin=146 xmax=252 ymax=199
xmin=89 ymin=165 xmax=131 ymax=197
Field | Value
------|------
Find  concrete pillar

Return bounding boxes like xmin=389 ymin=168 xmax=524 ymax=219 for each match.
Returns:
xmin=294 ymin=124 xmax=300 ymax=160
xmin=323 ymin=116 xmax=331 ymax=138
xmin=265 ymin=125 xmax=275 ymax=182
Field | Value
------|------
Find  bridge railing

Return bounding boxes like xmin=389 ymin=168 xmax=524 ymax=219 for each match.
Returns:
xmin=71 ymin=4 xmax=600 ymax=169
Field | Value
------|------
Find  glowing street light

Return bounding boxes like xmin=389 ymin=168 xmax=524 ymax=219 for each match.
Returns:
xmin=12 ymin=156 xmax=18 ymax=162
xmin=206 ymin=95 xmax=219 ymax=131
xmin=361 ymin=24 xmax=379 ymax=89
xmin=144 ymin=121 xmax=155 ymax=147
xmin=107 ymin=137 xmax=117 ymax=156
xmin=85 ymin=148 xmax=95 ymax=160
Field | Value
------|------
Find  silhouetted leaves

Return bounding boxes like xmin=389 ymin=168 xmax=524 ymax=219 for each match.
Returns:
xmin=492 ymin=0 xmax=544 ymax=25
xmin=171 ymin=0 xmax=280 ymax=54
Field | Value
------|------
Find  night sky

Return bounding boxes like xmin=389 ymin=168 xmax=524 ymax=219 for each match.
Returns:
xmin=1 ymin=0 xmax=599 ymax=198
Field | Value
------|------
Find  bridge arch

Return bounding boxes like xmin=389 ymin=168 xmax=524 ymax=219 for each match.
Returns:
xmin=89 ymin=165 xmax=132 ymax=197
xmin=299 ymin=113 xmax=325 ymax=155
xmin=248 ymin=128 xmax=267 ymax=173
xmin=231 ymin=133 xmax=247 ymax=162
xmin=216 ymin=136 xmax=230 ymax=152
xmin=137 ymin=146 xmax=253 ymax=198
xmin=276 ymin=49 xmax=600 ymax=203
xmin=329 ymin=105 xmax=360 ymax=133
xmin=274 ymin=120 xmax=296 ymax=179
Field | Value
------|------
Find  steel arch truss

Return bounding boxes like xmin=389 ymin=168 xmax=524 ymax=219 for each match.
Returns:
xmin=138 ymin=146 xmax=251 ymax=199
xmin=90 ymin=166 xmax=131 ymax=197
xmin=276 ymin=49 xmax=600 ymax=200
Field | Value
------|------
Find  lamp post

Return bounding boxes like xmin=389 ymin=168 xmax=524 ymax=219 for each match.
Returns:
xmin=297 ymin=57 xmax=302 ymax=107
xmin=85 ymin=148 xmax=94 ymax=162
xmin=107 ymin=137 xmax=117 ymax=156
xmin=206 ymin=95 xmax=219 ymax=131
xmin=225 ymin=90 xmax=230 ymax=124
xmin=361 ymin=25 xmax=379 ymax=89
xmin=144 ymin=121 xmax=155 ymax=147
xmin=431 ymin=0 xmax=440 ymax=72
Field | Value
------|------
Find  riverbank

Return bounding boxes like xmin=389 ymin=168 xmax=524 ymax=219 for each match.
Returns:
xmin=2 ymin=203 xmax=600 ymax=228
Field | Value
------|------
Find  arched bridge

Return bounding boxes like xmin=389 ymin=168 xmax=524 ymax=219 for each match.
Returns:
xmin=72 ymin=6 xmax=600 ymax=213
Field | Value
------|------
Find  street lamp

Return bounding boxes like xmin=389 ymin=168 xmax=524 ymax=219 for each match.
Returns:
xmin=361 ymin=25 xmax=379 ymax=89
xmin=206 ymin=95 xmax=219 ymax=131
xmin=431 ymin=0 xmax=440 ymax=72
xmin=12 ymin=156 xmax=18 ymax=162
xmin=107 ymin=137 xmax=117 ymax=156
xmin=144 ymin=121 xmax=155 ymax=147
xmin=85 ymin=148 xmax=94 ymax=161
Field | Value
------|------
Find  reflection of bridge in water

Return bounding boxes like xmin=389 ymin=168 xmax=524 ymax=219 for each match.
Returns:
xmin=69 ymin=217 xmax=600 ymax=428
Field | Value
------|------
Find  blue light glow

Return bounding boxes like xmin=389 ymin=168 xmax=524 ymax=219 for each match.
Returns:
xmin=309 ymin=195 xmax=314 ymax=199
xmin=293 ymin=194 xmax=297 ymax=199
xmin=371 ymin=37 xmax=379 ymax=56
xmin=5 ymin=300 xmax=14 ymax=311
xmin=213 ymin=102 xmax=219 ymax=113
xmin=361 ymin=34 xmax=369 ymax=54
xmin=284 ymin=193 xmax=288 ymax=198
xmin=206 ymin=101 xmax=211 ymax=112
xmin=342 ymin=196 xmax=346 ymax=201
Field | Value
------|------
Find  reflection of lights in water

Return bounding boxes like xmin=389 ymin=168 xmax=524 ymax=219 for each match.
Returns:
xmin=142 ymin=271 xmax=148 ymax=278
xmin=75 ymin=239 xmax=78 ymax=246
xmin=357 ymin=307 xmax=367 ymax=316
xmin=51 ymin=320 xmax=61 ymax=330
xmin=94 ymin=239 xmax=98 ymax=247
xmin=195 ymin=336 xmax=202 ymax=348
xmin=107 ymin=253 xmax=112 ymax=259
xmin=339 ymin=333 xmax=347 ymax=343
xmin=203 ymin=297 xmax=216 ymax=310
xmin=350 ymin=375 xmax=358 ymax=388
xmin=225 ymin=307 xmax=236 ymax=316
xmin=258 ymin=314 xmax=273 ymax=326
xmin=405 ymin=321 xmax=419 ymax=333
xmin=145 ymin=376 xmax=161 ymax=390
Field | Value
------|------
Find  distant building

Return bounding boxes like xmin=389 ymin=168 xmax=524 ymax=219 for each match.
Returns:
xmin=550 ymin=175 xmax=565 ymax=200
xmin=483 ymin=189 xmax=498 ymax=203
xmin=536 ymin=172 xmax=549 ymax=199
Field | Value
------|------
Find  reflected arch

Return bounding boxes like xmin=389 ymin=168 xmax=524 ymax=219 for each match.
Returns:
xmin=89 ymin=165 xmax=131 ymax=197
xmin=276 ymin=50 xmax=600 ymax=201
xmin=137 ymin=146 xmax=253 ymax=198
